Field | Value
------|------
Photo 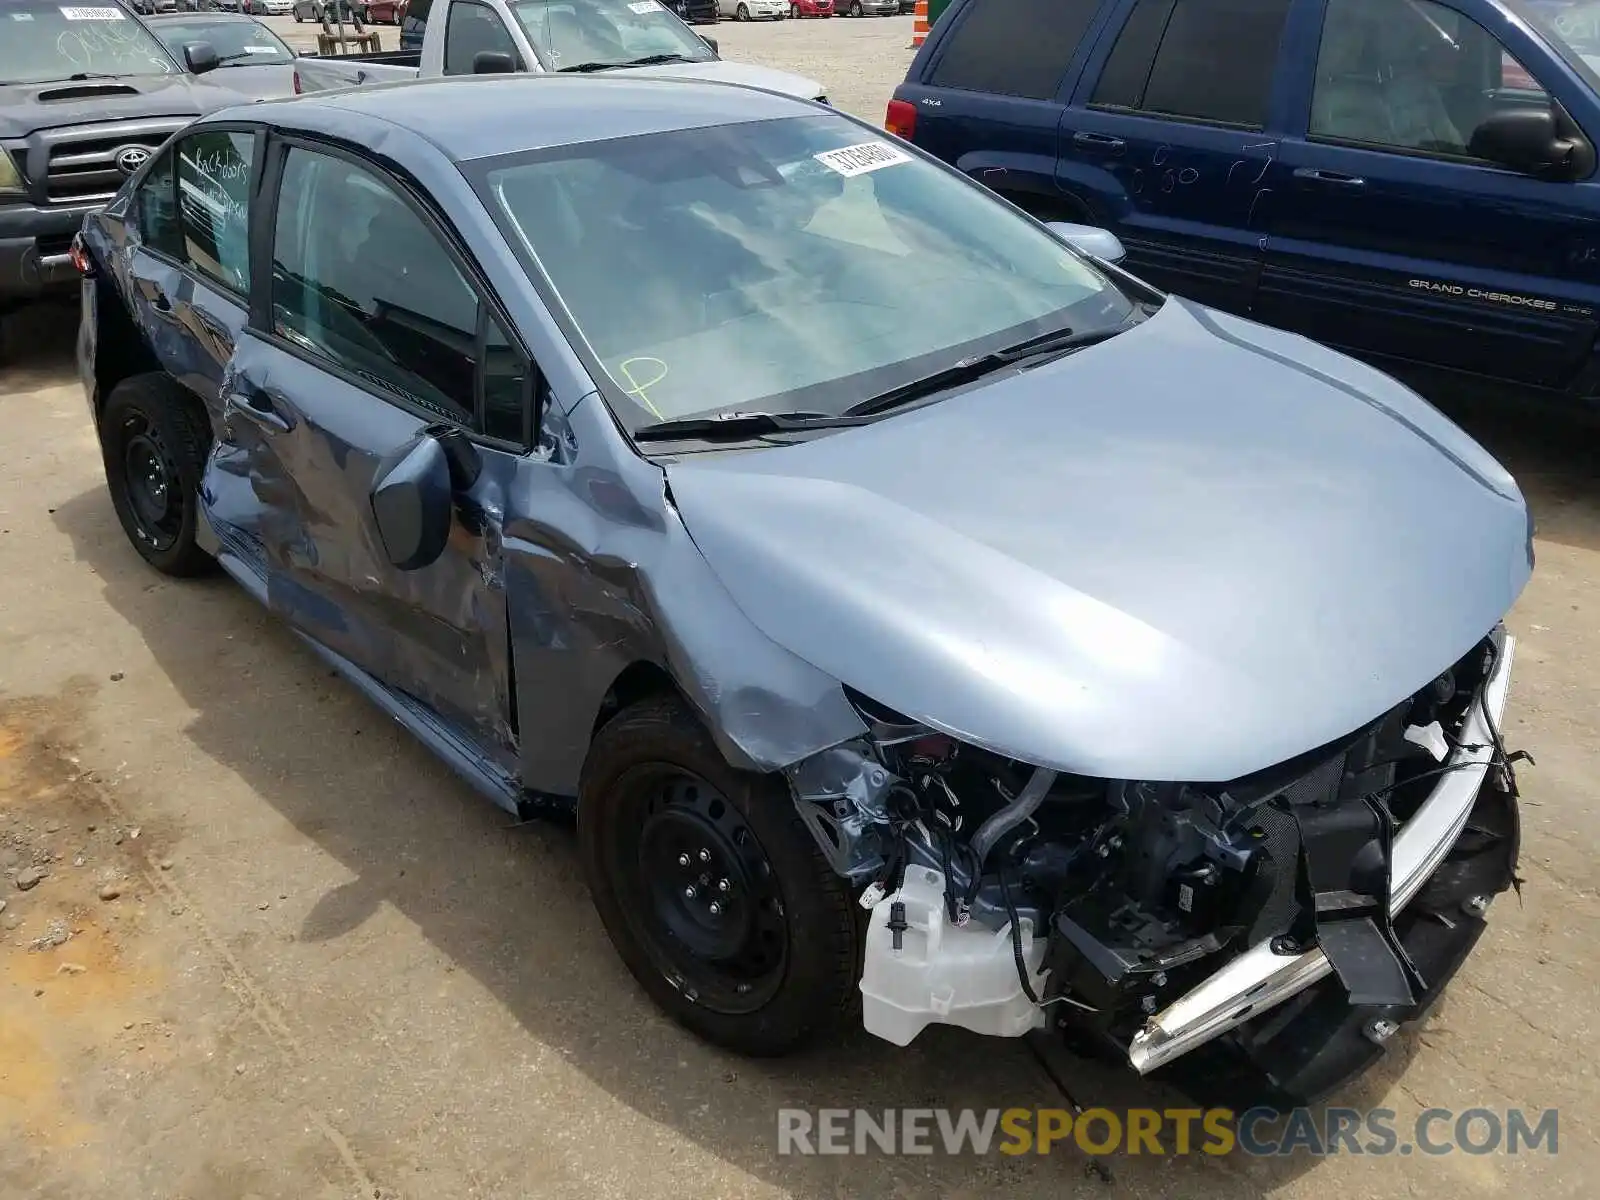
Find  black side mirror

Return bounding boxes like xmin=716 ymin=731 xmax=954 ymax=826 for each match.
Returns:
xmin=700 ymin=33 xmax=718 ymax=54
xmin=371 ymin=433 xmax=456 ymax=570
xmin=183 ymin=40 xmax=220 ymax=74
xmin=473 ymin=50 xmax=516 ymax=74
xmin=1469 ymin=107 xmax=1591 ymax=179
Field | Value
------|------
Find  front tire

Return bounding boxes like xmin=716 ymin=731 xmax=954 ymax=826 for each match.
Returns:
xmin=735 ymin=2 xmax=749 ymax=16
xmin=579 ymin=697 xmax=859 ymax=1056
xmin=99 ymin=375 xmax=216 ymax=578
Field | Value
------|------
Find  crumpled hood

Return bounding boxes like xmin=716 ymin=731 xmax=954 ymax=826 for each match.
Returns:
xmin=664 ymin=300 xmax=1532 ymax=782
xmin=629 ymin=58 xmax=824 ymax=100
xmin=0 ymin=74 xmax=231 ymax=137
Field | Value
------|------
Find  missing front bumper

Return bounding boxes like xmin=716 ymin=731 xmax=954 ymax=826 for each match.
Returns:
xmin=1126 ymin=636 xmax=1518 ymax=1076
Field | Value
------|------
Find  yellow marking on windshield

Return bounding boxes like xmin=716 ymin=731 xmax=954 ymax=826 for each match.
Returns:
xmin=617 ymin=357 xmax=668 ymax=419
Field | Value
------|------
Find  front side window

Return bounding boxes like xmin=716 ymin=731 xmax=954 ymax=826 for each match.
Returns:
xmin=0 ymin=0 xmax=178 ymax=85
xmin=508 ymin=0 xmax=715 ymax=72
xmin=474 ymin=114 xmax=1134 ymax=431
xmin=1091 ymin=0 xmax=1291 ymax=128
xmin=177 ymin=130 xmax=254 ymax=293
xmin=926 ymin=0 xmax=1100 ymax=100
xmin=444 ymin=1 xmax=523 ymax=74
xmin=269 ymin=147 xmax=528 ymax=436
xmin=1311 ymin=0 xmax=1553 ymax=156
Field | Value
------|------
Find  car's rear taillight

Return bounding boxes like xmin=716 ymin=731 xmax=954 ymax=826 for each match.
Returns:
xmin=69 ymin=233 xmax=95 ymax=278
xmin=885 ymin=99 xmax=916 ymax=141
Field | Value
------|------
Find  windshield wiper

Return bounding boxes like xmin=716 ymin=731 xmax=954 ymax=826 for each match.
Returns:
xmin=559 ymin=52 xmax=698 ymax=73
xmin=633 ymin=410 xmax=863 ymax=442
xmin=843 ymin=323 xmax=1130 ymax=418
xmin=612 ymin=53 xmax=698 ymax=66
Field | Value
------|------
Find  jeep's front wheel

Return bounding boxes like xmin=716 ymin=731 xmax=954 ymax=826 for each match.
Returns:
xmin=579 ymin=696 xmax=860 ymax=1056
xmin=99 ymin=374 xmax=215 ymax=577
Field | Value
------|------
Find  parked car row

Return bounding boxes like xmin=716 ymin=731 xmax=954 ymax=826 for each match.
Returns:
xmin=299 ymin=0 xmax=826 ymax=99
xmin=891 ymin=0 xmax=1600 ymax=410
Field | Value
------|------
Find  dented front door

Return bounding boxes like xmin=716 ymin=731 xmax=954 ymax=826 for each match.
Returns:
xmin=215 ymin=138 xmax=521 ymax=770
xmin=224 ymin=334 xmax=519 ymax=771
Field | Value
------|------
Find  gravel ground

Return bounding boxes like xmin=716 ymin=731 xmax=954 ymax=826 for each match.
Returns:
xmin=1 ymin=16 xmax=1596 ymax=1199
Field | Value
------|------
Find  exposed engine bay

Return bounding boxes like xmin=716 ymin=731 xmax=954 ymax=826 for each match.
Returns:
xmin=787 ymin=626 xmax=1528 ymax=1102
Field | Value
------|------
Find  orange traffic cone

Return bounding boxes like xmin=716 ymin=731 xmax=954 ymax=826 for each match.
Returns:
xmin=911 ymin=0 xmax=929 ymax=46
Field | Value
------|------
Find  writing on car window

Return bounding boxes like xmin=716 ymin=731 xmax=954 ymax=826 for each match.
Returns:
xmin=178 ymin=131 xmax=254 ymax=293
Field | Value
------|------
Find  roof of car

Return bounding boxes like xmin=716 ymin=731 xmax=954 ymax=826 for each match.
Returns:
xmin=144 ymin=9 xmax=262 ymax=16
xmin=240 ymin=75 xmax=817 ymax=162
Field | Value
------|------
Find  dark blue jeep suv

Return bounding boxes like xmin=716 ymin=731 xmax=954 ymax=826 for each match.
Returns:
xmin=890 ymin=0 xmax=1600 ymax=405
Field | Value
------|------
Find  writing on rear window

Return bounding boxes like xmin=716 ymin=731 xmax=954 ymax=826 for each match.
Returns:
xmin=813 ymin=142 xmax=913 ymax=177
xmin=59 ymin=5 xmax=125 ymax=17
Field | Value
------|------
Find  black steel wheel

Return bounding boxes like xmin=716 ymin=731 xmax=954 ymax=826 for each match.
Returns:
xmin=99 ymin=375 xmax=215 ymax=577
xmin=625 ymin=770 xmax=789 ymax=1012
xmin=580 ymin=696 xmax=860 ymax=1055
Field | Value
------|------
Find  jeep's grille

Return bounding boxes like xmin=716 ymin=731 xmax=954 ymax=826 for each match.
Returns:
xmin=44 ymin=126 xmax=182 ymax=204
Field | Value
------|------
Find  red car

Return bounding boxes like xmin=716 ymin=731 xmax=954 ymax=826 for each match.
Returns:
xmin=789 ymin=0 xmax=832 ymax=14
xmin=366 ymin=0 xmax=404 ymax=21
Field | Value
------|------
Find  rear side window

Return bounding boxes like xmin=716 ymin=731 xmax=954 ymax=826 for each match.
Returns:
xmin=132 ymin=129 xmax=254 ymax=295
xmin=443 ymin=0 xmax=522 ymax=74
xmin=1091 ymin=0 xmax=1291 ymax=128
xmin=176 ymin=130 xmax=254 ymax=294
xmin=402 ymin=0 xmax=432 ymax=36
xmin=135 ymin=150 xmax=183 ymax=260
xmin=928 ymin=0 xmax=1100 ymax=99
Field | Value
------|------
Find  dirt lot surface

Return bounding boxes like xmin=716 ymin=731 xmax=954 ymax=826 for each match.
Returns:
xmin=2 ymin=16 xmax=1597 ymax=1199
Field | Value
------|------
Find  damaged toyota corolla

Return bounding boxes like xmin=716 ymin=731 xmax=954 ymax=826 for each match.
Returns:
xmin=74 ymin=76 xmax=1532 ymax=1105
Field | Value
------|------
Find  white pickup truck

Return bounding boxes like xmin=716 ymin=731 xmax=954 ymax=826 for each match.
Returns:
xmin=292 ymin=0 xmax=827 ymax=101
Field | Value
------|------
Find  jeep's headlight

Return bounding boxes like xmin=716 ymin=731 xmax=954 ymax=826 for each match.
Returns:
xmin=0 ymin=151 xmax=24 ymax=197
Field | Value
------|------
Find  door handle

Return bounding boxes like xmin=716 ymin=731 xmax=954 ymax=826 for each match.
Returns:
xmin=1292 ymin=167 xmax=1366 ymax=189
xmin=226 ymin=386 xmax=293 ymax=432
xmin=1072 ymin=131 xmax=1126 ymax=153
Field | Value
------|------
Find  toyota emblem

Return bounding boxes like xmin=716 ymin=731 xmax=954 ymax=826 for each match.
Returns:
xmin=114 ymin=145 xmax=152 ymax=176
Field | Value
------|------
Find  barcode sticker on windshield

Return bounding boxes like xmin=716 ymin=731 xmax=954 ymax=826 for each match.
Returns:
xmin=59 ymin=5 xmax=126 ymax=16
xmin=244 ymin=45 xmax=277 ymax=52
xmin=628 ymin=0 xmax=659 ymax=10
xmin=814 ymin=141 xmax=913 ymax=178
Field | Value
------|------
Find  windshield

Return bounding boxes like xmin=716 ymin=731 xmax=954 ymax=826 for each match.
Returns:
xmin=148 ymin=17 xmax=294 ymax=67
xmin=508 ymin=0 xmax=715 ymax=72
xmin=1521 ymin=0 xmax=1600 ymax=78
xmin=474 ymin=114 xmax=1133 ymax=430
xmin=0 ymin=1 xmax=177 ymax=84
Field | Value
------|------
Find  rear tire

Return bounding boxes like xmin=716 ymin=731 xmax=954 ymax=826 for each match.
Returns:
xmin=579 ymin=697 xmax=860 ymax=1056
xmin=736 ymin=2 xmax=749 ymax=16
xmin=98 ymin=374 xmax=216 ymax=578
